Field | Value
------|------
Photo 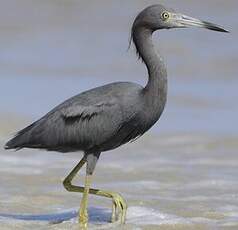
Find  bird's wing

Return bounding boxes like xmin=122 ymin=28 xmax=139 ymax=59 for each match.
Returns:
xmin=5 ymin=99 xmax=128 ymax=152
xmin=61 ymin=101 xmax=115 ymax=121
xmin=5 ymin=82 xmax=144 ymax=152
xmin=54 ymin=99 xmax=134 ymax=151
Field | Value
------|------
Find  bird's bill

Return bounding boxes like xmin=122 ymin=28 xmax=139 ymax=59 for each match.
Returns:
xmin=172 ymin=13 xmax=229 ymax=33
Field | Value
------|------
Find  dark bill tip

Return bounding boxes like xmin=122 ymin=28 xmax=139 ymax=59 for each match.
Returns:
xmin=177 ymin=14 xmax=229 ymax=33
xmin=202 ymin=20 xmax=229 ymax=33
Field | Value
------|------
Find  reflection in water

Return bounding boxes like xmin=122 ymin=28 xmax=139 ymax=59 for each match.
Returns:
xmin=0 ymin=210 xmax=77 ymax=223
xmin=0 ymin=207 xmax=110 ymax=223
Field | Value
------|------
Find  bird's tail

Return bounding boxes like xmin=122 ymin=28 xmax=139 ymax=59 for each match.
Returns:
xmin=4 ymin=122 xmax=36 ymax=150
xmin=4 ymin=137 xmax=22 ymax=150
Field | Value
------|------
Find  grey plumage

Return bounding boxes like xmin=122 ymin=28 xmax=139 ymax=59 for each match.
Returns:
xmin=5 ymin=4 xmax=228 ymax=168
xmin=6 ymin=82 xmax=148 ymax=153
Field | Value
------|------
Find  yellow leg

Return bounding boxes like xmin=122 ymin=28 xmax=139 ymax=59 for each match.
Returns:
xmin=63 ymin=157 xmax=127 ymax=225
xmin=79 ymin=175 xmax=92 ymax=229
xmin=63 ymin=156 xmax=86 ymax=192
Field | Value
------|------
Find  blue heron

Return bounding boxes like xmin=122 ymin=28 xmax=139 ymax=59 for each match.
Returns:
xmin=5 ymin=4 xmax=228 ymax=228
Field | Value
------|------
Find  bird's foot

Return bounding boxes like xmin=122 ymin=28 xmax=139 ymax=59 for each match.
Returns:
xmin=109 ymin=192 xmax=127 ymax=224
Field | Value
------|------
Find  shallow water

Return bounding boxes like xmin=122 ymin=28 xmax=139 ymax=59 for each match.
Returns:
xmin=0 ymin=0 xmax=238 ymax=229
xmin=0 ymin=134 xmax=238 ymax=229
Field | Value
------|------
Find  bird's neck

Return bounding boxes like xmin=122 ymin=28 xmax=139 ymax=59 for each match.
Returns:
xmin=132 ymin=27 xmax=167 ymax=108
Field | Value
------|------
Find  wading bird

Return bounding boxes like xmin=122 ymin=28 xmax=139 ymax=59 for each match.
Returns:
xmin=5 ymin=4 xmax=228 ymax=228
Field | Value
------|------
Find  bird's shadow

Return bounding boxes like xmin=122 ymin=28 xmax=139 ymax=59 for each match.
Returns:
xmin=0 ymin=207 xmax=111 ymax=224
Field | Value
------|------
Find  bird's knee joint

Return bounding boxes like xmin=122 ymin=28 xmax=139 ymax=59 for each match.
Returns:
xmin=63 ymin=179 xmax=72 ymax=191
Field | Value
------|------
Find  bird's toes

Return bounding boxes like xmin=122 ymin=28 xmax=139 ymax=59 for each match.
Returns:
xmin=110 ymin=192 xmax=127 ymax=224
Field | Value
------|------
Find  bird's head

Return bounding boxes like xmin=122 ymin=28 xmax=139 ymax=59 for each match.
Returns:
xmin=133 ymin=4 xmax=229 ymax=33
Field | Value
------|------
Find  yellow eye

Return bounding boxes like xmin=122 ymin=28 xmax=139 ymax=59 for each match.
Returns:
xmin=161 ymin=12 xmax=170 ymax=21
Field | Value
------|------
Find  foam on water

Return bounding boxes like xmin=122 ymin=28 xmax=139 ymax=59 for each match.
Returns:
xmin=2 ymin=205 xmax=237 ymax=229
xmin=0 ymin=206 xmax=191 ymax=228
xmin=127 ymin=206 xmax=190 ymax=226
xmin=0 ymin=132 xmax=238 ymax=229
xmin=127 ymin=206 xmax=238 ymax=228
xmin=1 ymin=200 xmax=238 ymax=229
